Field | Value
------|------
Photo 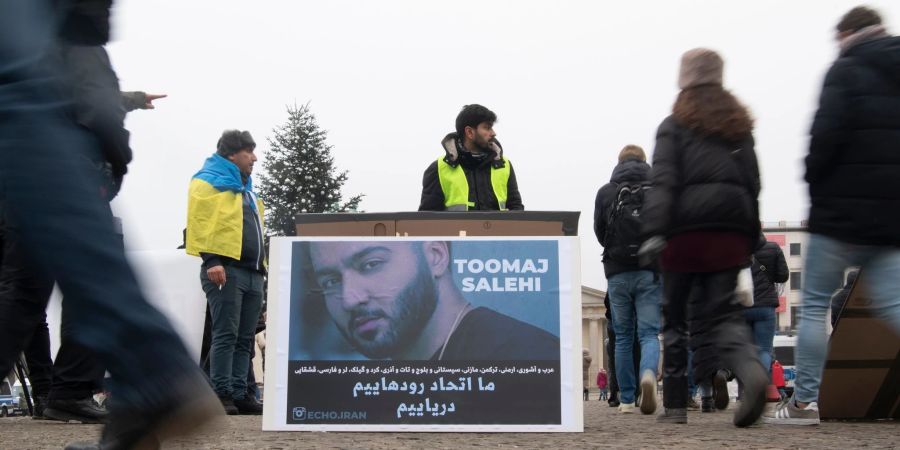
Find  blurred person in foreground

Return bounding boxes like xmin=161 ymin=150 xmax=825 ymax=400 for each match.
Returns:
xmin=639 ymin=48 xmax=768 ymax=427
xmin=0 ymin=1 xmax=219 ymax=449
xmin=13 ymin=85 xmax=165 ymax=424
xmin=766 ymin=6 xmax=900 ymax=426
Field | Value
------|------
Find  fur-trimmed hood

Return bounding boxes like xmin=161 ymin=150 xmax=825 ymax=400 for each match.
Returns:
xmin=843 ymin=34 xmax=900 ymax=81
xmin=440 ymin=132 xmax=506 ymax=169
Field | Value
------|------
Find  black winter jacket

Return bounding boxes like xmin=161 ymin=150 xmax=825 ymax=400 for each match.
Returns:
xmin=418 ymin=133 xmax=524 ymax=211
xmin=594 ymin=158 xmax=652 ymax=277
xmin=642 ymin=116 xmax=761 ymax=240
xmin=60 ymin=46 xmax=131 ymax=186
xmin=750 ymin=239 xmax=789 ymax=309
xmin=806 ymin=36 xmax=900 ymax=246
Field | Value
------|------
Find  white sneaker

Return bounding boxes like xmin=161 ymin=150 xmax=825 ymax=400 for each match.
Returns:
xmin=763 ymin=398 xmax=820 ymax=425
xmin=639 ymin=371 xmax=658 ymax=415
xmin=618 ymin=402 xmax=636 ymax=414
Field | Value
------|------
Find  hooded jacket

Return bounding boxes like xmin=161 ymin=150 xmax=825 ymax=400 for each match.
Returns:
xmin=642 ymin=116 xmax=761 ymax=241
xmin=418 ymin=133 xmax=524 ymax=211
xmin=594 ymin=158 xmax=652 ymax=277
xmin=186 ymin=154 xmax=266 ymax=273
xmin=806 ymin=34 xmax=900 ymax=246
xmin=750 ymin=238 xmax=789 ymax=309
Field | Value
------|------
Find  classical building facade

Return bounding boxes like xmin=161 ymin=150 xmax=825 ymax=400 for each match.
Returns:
xmin=581 ymin=286 xmax=608 ymax=389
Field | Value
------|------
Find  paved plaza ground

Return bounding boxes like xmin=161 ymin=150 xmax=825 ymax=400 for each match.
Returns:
xmin=1 ymin=399 xmax=897 ymax=449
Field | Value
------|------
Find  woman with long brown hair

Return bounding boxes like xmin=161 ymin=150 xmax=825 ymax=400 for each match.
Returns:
xmin=639 ymin=48 xmax=768 ymax=427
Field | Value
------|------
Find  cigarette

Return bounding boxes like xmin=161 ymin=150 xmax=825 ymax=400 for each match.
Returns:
xmin=218 ymin=284 xmax=223 ymax=291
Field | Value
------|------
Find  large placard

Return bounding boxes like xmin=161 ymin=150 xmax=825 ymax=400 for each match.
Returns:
xmin=263 ymin=236 xmax=582 ymax=432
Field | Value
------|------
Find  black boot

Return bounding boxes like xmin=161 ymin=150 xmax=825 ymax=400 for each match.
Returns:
xmin=44 ymin=397 xmax=109 ymax=424
xmin=732 ymin=363 xmax=767 ymax=428
xmin=219 ymin=395 xmax=239 ymax=416
xmin=656 ymin=408 xmax=687 ymax=424
xmin=713 ymin=369 xmax=730 ymax=410
xmin=32 ymin=395 xmax=48 ymax=420
xmin=64 ymin=373 xmax=221 ymax=450
xmin=608 ymin=393 xmax=620 ymax=407
xmin=701 ymin=396 xmax=715 ymax=413
xmin=233 ymin=396 xmax=262 ymax=415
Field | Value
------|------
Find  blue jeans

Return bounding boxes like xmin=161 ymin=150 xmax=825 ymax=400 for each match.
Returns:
xmin=687 ymin=349 xmax=697 ymax=398
xmin=0 ymin=0 xmax=200 ymax=414
xmin=202 ymin=266 xmax=264 ymax=400
xmin=607 ymin=270 xmax=661 ymax=404
xmin=743 ymin=306 xmax=776 ymax=378
xmin=795 ymin=233 xmax=900 ymax=403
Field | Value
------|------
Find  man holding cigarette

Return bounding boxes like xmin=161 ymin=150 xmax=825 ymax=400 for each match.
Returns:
xmin=186 ymin=130 xmax=266 ymax=415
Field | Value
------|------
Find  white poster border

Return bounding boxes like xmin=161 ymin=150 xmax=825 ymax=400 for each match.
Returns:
xmin=262 ymin=235 xmax=583 ymax=432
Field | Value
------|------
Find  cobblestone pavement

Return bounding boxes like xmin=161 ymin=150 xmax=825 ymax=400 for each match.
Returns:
xmin=1 ymin=400 xmax=897 ymax=449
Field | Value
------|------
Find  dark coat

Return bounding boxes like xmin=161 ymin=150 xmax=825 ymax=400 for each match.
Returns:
xmin=60 ymin=45 xmax=131 ymax=183
xmin=751 ymin=239 xmax=789 ymax=309
xmin=418 ymin=133 xmax=524 ymax=211
xmin=806 ymin=36 xmax=900 ymax=246
xmin=642 ymin=116 xmax=761 ymax=240
xmin=594 ymin=158 xmax=651 ymax=277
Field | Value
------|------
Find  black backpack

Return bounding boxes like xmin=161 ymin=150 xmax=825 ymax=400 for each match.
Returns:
xmin=603 ymin=182 xmax=650 ymax=265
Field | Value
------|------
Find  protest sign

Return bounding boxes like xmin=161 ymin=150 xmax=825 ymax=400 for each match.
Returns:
xmin=263 ymin=237 xmax=582 ymax=432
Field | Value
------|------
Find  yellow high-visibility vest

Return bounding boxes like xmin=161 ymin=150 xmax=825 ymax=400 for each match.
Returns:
xmin=436 ymin=157 xmax=510 ymax=211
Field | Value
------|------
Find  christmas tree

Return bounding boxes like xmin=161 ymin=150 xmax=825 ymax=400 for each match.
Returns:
xmin=258 ymin=103 xmax=363 ymax=236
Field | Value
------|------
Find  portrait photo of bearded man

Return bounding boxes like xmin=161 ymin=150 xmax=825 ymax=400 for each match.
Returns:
xmin=291 ymin=240 xmax=560 ymax=361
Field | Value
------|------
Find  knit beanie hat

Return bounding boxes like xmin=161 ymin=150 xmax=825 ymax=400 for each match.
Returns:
xmin=678 ymin=48 xmax=723 ymax=89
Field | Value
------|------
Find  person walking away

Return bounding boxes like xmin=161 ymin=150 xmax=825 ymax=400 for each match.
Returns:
xmin=766 ymin=6 xmax=900 ymax=425
xmin=640 ymin=48 xmax=769 ymax=427
xmin=594 ymin=145 xmax=661 ymax=415
xmin=744 ymin=235 xmax=789 ymax=403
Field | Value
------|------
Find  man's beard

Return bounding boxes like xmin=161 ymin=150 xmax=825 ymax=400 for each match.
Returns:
xmin=339 ymin=263 xmax=438 ymax=359
xmin=473 ymin=137 xmax=494 ymax=153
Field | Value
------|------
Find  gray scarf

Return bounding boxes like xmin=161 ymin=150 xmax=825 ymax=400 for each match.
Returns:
xmin=839 ymin=25 xmax=889 ymax=55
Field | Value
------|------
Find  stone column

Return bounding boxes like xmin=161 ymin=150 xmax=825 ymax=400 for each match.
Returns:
xmin=589 ymin=318 xmax=601 ymax=383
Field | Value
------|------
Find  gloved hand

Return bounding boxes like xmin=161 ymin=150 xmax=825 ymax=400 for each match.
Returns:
xmin=638 ymin=236 xmax=667 ymax=267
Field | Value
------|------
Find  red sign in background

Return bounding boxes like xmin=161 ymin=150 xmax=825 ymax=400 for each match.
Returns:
xmin=765 ymin=233 xmax=786 ymax=247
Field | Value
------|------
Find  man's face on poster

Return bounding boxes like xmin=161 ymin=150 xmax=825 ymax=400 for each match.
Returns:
xmin=309 ymin=242 xmax=439 ymax=359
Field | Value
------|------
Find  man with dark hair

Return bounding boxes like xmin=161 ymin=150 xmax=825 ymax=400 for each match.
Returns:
xmin=187 ymin=129 xmax=266 ymax=415
xmin=766 ymin=6 xmax=900 ymax=425
xmin=594 ymin=145 xmax=660 ymax=416
xmin=307 ymin=241 xmax=558 ymax=360
xmin=419 ymin=104 xmax=524 ymax=211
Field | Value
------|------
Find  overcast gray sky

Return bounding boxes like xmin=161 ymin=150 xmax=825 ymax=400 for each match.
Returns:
xmin=107 ymin=0 xmax=899 ymax=290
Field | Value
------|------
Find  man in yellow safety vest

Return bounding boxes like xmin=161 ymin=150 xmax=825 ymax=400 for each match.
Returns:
xmin=418 ymin=104 xmax=524 ymax=211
